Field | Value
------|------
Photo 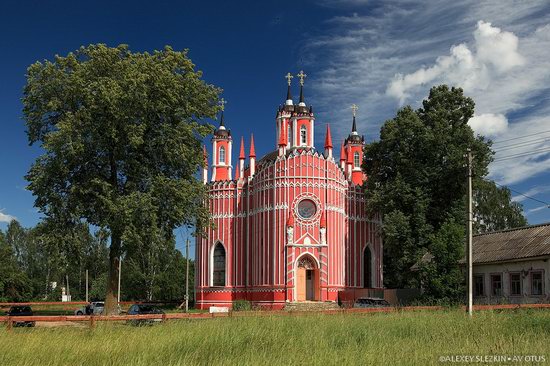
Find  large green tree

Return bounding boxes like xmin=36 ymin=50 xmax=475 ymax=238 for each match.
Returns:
xmin=23 ymin=44 xmax=220 ymax=313
xmin=0 ymin=230 xmax=32 ymax=302
xmin=363 ymin=85 xmax=527 ymax=299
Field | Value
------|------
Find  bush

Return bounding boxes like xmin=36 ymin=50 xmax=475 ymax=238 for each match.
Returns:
xmin=232 ymin=299 xmax=252 ymax=311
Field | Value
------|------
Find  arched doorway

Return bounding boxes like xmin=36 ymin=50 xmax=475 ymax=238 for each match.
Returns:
xmin=364 ymin=246 xmax=372 ymax=288
xmin=296 ymin=255 xmax=319 ymax=301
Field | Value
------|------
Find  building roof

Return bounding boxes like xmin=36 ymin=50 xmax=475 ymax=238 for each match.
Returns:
xmin=411 ymin=222 xmax=550 ymax=270
xmin=471 ymin=222 xmax=550 ymax=264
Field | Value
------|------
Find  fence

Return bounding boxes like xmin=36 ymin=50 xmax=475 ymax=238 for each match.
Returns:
xmin=1 ymin=303 xmax=550 ymax=330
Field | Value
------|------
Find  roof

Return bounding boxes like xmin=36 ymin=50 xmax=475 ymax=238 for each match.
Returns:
xmin=471 ymin=222 xmax=550 ymax=264
xmin=410 ymin=222 xmax=550 ymax=270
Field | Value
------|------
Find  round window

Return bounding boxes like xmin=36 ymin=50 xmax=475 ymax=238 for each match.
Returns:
xmin=297 ymin=199 xmax=317 ymax=219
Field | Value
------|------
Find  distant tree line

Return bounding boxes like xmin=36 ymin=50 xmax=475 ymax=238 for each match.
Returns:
xmin=0 ymin=220 xmax=192 ymax=303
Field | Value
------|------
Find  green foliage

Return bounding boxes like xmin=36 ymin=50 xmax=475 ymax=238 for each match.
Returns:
xmin=232 ymin=299 xmax=252 ymax=311
xmin=364 ymin=85 xmax=527 ymax=299
xmin=89 ymin=272 xmax=108 ymax=301
xmin=0 ymin=230 xmax=32 ymax=302
xmin=23 ymin=44 xmax=220 ymax=312
xmin=418 ymin=219 xmax=465 ymax=302
xmin=474 ymin=179 xmax=527 ymax=233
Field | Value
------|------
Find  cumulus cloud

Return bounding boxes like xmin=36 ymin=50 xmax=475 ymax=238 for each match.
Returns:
xmin=468 ymin=113 xmax=508 ymax=137
xmin=387 ymin=21 xmax=524 ymax=103
xmin=0 ymin=211 xmax=16 ymax=223
xmin=306 ymin=1 xmax=550 ymax=188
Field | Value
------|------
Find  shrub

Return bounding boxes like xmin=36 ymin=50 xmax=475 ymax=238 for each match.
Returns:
xmin=232 ymin=299 xmax=252 ymax=311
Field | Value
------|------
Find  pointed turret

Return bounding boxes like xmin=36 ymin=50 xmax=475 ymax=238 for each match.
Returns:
xmin=324 ymin=124 xmax=333 ymax=159
xmin=278 ymin=118 xmax=288 ymax=156
xmin=320 ymin=211 xmax=326 ymax=228
xmin=297 ymin=70 xmax=307 ymax=107
xmin=239 ymin=136 xmax=245 ymax=159
xmin=339 ymin=143 xmax=346 ymax=170
xmin=249 ymin=134 xmax=256 ymax=177
xmin=238 ymin=136 xmax=245 ymax=180
xmin=286 ymin=212 xmax=294 ymax=227
xmin=202 ymin=145 xmax=208 ymax=184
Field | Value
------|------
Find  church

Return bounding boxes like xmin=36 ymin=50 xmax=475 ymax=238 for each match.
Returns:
xmin=195 ymin=72 xmax=383 ymax=309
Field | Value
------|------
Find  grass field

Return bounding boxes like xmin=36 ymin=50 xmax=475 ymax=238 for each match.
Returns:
xmin=1 ymin=309 xmax=549 ymax=365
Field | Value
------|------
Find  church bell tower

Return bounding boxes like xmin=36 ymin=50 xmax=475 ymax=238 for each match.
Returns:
xmin=211 ymin=98 xmax=233 ymax=181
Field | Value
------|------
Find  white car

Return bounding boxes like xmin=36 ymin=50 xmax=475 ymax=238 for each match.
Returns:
xmin=75 ymin=302 xmax=104 ymax=315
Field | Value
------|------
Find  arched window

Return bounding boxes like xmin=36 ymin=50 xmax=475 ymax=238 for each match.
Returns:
xmin=219 ymin=146 xmax=226 ymax=164
xmin=300 ymin=125 xmax=307 ymax=146
xmin=364 ymin=246 xmax=372 ymax=288
xmin=213 ymin=243 xmax=226 ymax=286
xmin=354 ymin=152 xmax=360 ymax=167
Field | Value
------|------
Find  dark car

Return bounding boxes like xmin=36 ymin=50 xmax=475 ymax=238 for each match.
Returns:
xmin=7 ymin=306 xmax=36 ymax=327
xmin=353 ymin=297 xmax=390 ymax=308
xmin=127 ymin=304 xmax=165 ymax=325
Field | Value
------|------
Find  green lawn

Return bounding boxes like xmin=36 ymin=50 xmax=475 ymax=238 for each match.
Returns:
xmin=1 ymin=309 xmax=549 ymax=365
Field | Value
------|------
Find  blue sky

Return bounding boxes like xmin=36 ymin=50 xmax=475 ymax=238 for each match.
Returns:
xmin=1 ymin=0 xmax=549 ymax=253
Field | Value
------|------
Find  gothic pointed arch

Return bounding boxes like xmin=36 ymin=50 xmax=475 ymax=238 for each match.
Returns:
xmin=363 ymin=245 xmax=373 ymax=288
xmin=211 ymin=241 xmax=226 ymax=287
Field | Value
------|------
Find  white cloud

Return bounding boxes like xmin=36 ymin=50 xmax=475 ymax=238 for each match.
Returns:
xmin=512 ymin=186 xmax=550 ymax=203
xmin=0 ymin=210 xmax=16 ymax=223
xmin=468 ymin=113 xmax=508 ymax=137
xmin=387 ymin=21 xmax=524 ymax=103
xmin=526 ymin=205 xmax=550 ymax=215
xmin=305 ymin=0 xmax=550 ymax=186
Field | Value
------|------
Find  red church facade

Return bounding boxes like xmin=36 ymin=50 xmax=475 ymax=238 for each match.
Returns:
xmin=195 ymin=73 xmax=383 ymax=309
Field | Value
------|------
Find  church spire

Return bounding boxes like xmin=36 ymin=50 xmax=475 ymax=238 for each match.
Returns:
xmin=324 ymin=124 xmax=333 ymax=149
xmin=249 ymin=134 xmax=256 ymax=177
xmin=285 ymin=72 xmax=293 ymax=105
xmin=297 ymin=70 xmax=307 ymax=106
xmin=324 ymin=124 xmax=333 ymax=159
xmin=351 ymin=103 xmax=358 ymax=135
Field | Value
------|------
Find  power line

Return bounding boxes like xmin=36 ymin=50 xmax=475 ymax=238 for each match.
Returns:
xmin=492 ymin=181 xmax=550 ymax=207
xmin=493 ymin=147 xmax=550 ymax=162
xmin=492 ymin=130 xmax=550 ymax=145
xmin=493 ymin=137 xmax=550 ymax=153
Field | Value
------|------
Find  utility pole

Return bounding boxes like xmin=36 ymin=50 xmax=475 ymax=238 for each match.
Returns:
xmin=117 ymin=256 xmax=122 ymax=304
xmin=466 ymin=148 xmax=473 ymax=317
xmin=85 ymin=270 xmax=89 ymax=303
xmin=185 ymin=238 xmax=190 ymax=313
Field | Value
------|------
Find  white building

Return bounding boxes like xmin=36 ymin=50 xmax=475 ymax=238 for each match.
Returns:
xmin=472 ymin=223 xmax=550 ymax=304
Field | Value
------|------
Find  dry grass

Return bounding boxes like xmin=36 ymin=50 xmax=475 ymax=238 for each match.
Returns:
xmin=1 ymin=309 xmax=549 ymax=365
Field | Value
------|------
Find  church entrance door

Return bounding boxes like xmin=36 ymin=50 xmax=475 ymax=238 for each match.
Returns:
xmin=306 ymin=270 xmax=314 ymax=300
xmin=296 ymin=256 xmax=319 ymax=302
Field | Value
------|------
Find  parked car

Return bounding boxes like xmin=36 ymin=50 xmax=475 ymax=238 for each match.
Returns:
xmin=7 ymin=306 xmax=36 ymax=327
xmin=75 ymin=302 xmax=105 ymax=315
xmin=127 ymin=304 xmax=165 ymax=325
xmin=353 ymin=297 xmax=390 ymax=308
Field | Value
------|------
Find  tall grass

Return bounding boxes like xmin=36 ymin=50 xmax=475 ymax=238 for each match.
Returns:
xmin=1 ymin=309 xmax=549 ymax=365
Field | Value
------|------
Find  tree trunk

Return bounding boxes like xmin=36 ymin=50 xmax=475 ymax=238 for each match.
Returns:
xmin=104 ymin=231 xmax=121 ymax=315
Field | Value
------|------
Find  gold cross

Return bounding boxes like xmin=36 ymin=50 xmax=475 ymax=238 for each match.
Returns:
xmin=297 ymin=70 xmax=307 ymax=86
xmin=351 ymin=104 xmax=358 ymax=117
xmin=285 ymin=72 xmax=293 ymax=86
xmin=219 ymin=98 xmax=227 ymax=112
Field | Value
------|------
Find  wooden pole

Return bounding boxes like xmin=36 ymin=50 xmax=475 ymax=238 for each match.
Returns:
xmin=466 ymin=148 xmax=473 ymax=317
xmin=185 ymin=238 xmax=190 ymax=313
xmin=66 ymin=274 xmax=70 ymax=300
xmin=117 ymin=257 xmax=122 ymax=304
xmin=85 ymin=270 xmax=89 ymax=303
